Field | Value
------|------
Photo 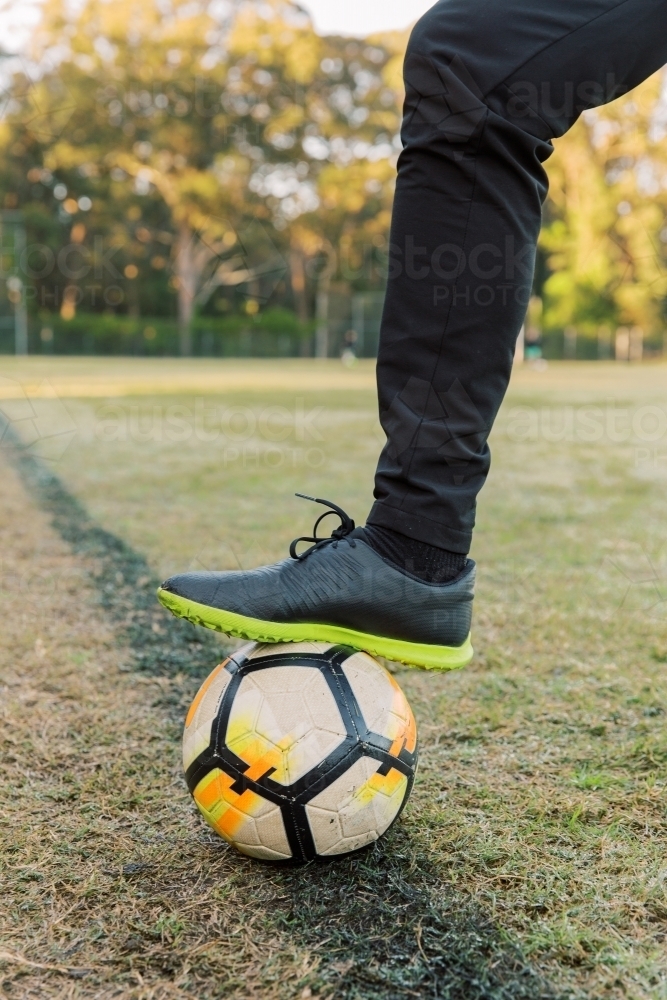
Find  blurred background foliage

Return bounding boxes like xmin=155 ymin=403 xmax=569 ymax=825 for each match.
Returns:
xmin=1 ymin=0 xmax=667 ymax=357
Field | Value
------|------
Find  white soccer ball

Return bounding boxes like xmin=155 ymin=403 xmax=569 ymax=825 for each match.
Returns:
xmin=183 ymin=641 xmax=418 ymax=862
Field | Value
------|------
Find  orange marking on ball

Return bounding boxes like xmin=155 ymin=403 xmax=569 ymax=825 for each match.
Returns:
xmin=355 ymin=766 xmax=406 ymax=807
xmin=385 ymin=675 xmax=417 ymax=755
xmin=193 ymin=769 xmax=268 ymax=842
xmin=185 ymin=658 xmax=230 ymax=728
xmin=213 ymin=789 xmax=262 ymax=840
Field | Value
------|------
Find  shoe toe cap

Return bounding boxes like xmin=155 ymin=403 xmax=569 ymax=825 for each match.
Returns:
xmin=160 ymin=572 xmax=223 ymax=606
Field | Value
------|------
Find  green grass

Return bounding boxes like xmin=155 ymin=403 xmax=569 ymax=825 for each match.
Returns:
xmin=3 ymin=357 xmax=667 ymax=998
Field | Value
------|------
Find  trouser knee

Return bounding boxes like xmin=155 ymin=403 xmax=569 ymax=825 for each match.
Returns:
xmin=401 ymin=4 xmax=488 ymax=149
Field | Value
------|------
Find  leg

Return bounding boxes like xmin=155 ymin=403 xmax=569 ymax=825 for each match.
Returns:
xmin=160 ymin=0 xmax=667 ymax=669
xmin=368 ymin=0 xmax=667 ymax=553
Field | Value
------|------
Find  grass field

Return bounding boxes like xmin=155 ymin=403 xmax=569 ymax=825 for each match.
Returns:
xmin=2 ymin=356 xmax=667 ymax=999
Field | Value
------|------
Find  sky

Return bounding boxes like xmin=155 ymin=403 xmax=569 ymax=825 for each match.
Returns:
xmin=0 ymin=0 xmax=435 ymax=55
xmin=299 ymin=0 xmax=434 ymax=36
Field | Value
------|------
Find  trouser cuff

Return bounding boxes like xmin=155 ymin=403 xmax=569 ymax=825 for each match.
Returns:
xmin=366 ymin=501 xmax=471 ymax=554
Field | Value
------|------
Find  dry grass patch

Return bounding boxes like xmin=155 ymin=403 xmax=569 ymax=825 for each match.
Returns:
xmin=5 ymin=357 xmax=667 ymax=998
xmin=0 ymin=446 xmax=560 ymax=1000
xmin=0 ymin=453 xmax=309 ymax=998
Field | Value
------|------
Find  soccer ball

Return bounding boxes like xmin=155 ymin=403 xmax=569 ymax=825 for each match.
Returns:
xmin=183 ymin=641 xmax=418 ymax=863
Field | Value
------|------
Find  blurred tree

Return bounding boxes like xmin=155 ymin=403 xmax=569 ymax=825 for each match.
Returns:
xmin=11 ymin=0 xmax=667 ymax=357
xmin=540 ymin=70 xmax=667 ymax=340
xmin=0 ymin=0 xmax=405 ymax=352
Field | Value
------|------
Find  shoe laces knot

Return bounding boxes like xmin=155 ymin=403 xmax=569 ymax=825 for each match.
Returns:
xmin=289 ymin=494 xmax=356 ymax=561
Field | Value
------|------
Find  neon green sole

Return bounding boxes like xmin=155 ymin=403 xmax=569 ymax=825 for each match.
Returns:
xmin=156 ymin=588 xmax=473 ymax=671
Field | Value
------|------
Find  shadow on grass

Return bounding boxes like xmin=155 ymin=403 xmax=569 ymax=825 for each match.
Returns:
xmin=11 ymin=442 xmax=223 ymax=681
xmin=275 ymin=838 xmax=564 ymax=1000
xmin=11 ymin=443 xmax=571 ymax=1000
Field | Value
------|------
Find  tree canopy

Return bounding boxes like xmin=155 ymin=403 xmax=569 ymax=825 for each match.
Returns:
xmin=1 ymin=0 xmax=666 ymax=353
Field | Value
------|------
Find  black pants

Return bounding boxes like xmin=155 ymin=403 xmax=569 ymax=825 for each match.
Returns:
xmin=368 ymin=0 xmax=667 ymax=554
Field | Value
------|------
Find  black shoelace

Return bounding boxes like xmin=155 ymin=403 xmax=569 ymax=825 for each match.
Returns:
xmin=289 ymin=494 xmax=357 ymax=560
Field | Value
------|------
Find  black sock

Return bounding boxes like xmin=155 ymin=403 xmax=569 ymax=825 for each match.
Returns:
xmin=361 ymin=524 xmax=467 ymax=584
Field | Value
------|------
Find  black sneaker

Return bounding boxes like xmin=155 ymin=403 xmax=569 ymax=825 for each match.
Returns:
xmin=157 ymin=496 xmax=474 ymax=671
